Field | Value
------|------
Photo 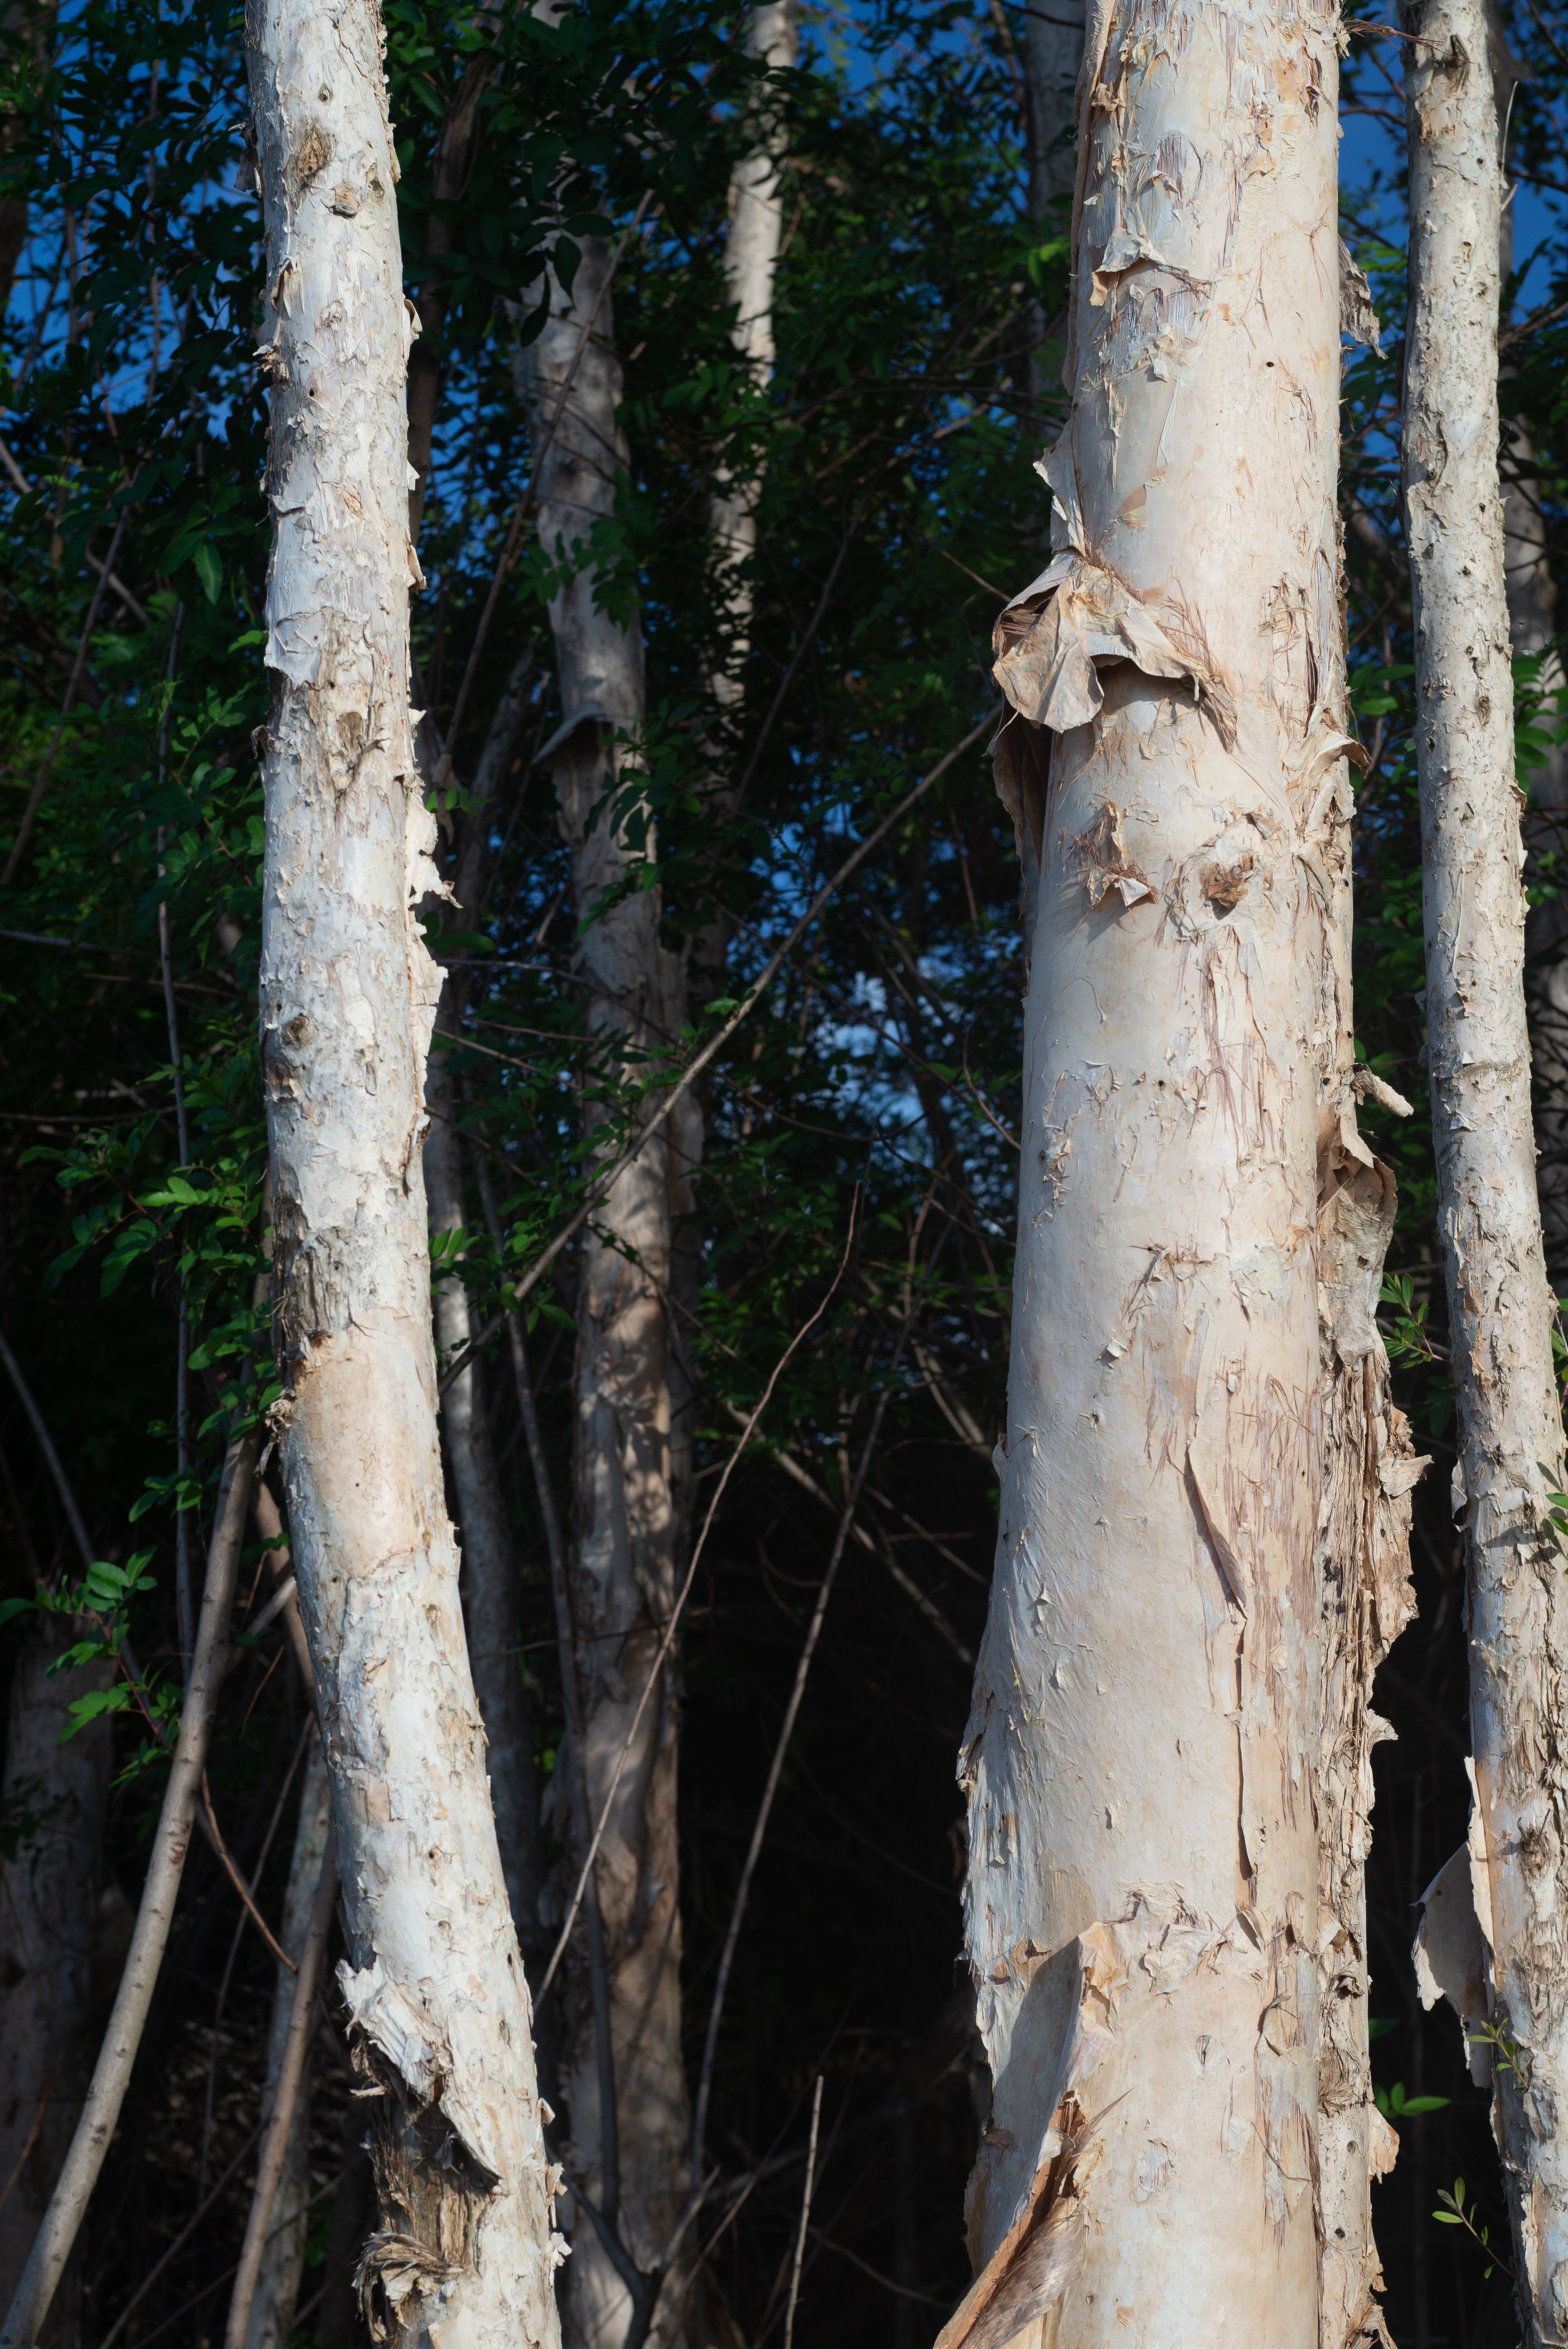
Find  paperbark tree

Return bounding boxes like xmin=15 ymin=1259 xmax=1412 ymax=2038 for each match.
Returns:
xmin=0 ymin=1623 xmax=110 ymax=2335
xmin=943 ymin=0 xmax=1409 ymax=2338
xmin=519 ymin=219 xmax=692 ymax=2348
xmin=674 ymin=0 xmax=798 ymax=1538
xmin=1402 ymin=1 xmax=1568 ymax=2332
xmin=247 ymin=0 xmax=562 ymax=2338
xmin=1489 ymin=24 xmax=1568 ymax=1285
xmin=243 ymin=1738 xmax=333 ymax=2349
xmin=707 ymin=0 xmax=796 ymax=669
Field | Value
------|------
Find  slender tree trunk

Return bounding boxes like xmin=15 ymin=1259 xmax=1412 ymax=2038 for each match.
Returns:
xmin=1403 ymin=2 xmax=1568 ymax=2333
xmin=520 ymin=234 xmax=691 ymax=2345
xmin=0 ymin=1623 xmax=110 ymax=2330
xmin=248 ymin=2 xmax=562 ymax=2339
xmin=0 ymin=1428 xmax=259 ymax=2349
xmin=424 ymin=1052 xmax=549 ymax=1978
xmin=1490 ymin=32 xmax=1568 ymax=1288
xmin=707 ymin=0 xmax=796 ymax=670
xmin=406 ymin=39 xmax=493 ymax=540
xmin=242 ymin=1737 xmax=332 ymax=2349
xmin=946 ymin=0 xmax=1363 ymax=2335
xmin=672 ymin=0 xmax=798 ymax=1549
xmin=1021 ymin=0 xmax=1083 ymax=412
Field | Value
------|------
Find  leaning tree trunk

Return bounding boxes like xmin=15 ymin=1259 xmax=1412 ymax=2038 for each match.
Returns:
xmin=247 ymin=2 xmax=562 ymax=2339
xmin=1403 ymin=2 xmax=1568 ymax=2334
xmin=943 ymin=0 xmax=1374 ymax=2336
xmin=520 ymin=234 xmax=691 ymax=2344
xmin=244 ymin=1738 xmax=333 ymax=2349
xmin=0 ymin=1622 xmax=110 ymax=2331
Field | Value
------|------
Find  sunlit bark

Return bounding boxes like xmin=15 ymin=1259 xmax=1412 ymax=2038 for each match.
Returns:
xmin=248 ymin=0 xmax=561 ymax=2334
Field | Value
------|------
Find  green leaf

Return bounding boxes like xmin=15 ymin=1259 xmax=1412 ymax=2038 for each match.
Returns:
xmin=61 ymin=1686 xmax=137 ymax=1738
xmin=1433 ymin=2210 xmax=1464 ymax=2224
xmin=0 ymin=1595 xmax=35 ymax=1629
xmin=192 ymin=540 xmax=222 ymax=603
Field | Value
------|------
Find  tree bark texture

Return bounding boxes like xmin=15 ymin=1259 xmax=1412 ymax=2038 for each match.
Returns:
xmin=1402 ymin=1 xmax=1568 ymax=2332
xmin=947 ymin=0 xmax=1377 ymax=2336
xmin=247 ymin=2 xmax=563 ymax=2338
xmin=1316 ymin=1162 xmax=1424 ymax=2349
xmin=707 ymin=0 xmax=796 ymax=654
xmin=242 ymin=1736 xmax=333 ymax=2349
xmin=674 ymin=0 xmax=799 ymax=1553
xmin=1490 ymin=31 xmax=1568 ymax=1289
xmin=520 ymin=238 xmax=691 ymax=2346
xmin=424 ymin=1053 xmax=549 ymax=1977
xmin=0 ymin=1623 xmax=110 ymax=2326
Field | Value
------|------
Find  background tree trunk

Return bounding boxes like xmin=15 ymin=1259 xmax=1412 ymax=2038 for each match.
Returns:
xmin=519 ymin=232 xmax=691 ymax=2346
xmin=1403 ymin=0 xmax=1568 ymax=2332
xmin=248 ymin=0 xmax=562 ymax=2337
xmin=949 ymin=0 xmax=1352 ymax=2334
xmin=1490 ymin=22 xmax=1568 ymax=1289
xmin=0 ymin=1621 xmax=110 ymax=2339
xmin=1022 ymin=0 xmax=1083 ymax=411
xmin=425 ymin=1051 xmax=549 ymax=1981
xmin=242 ymin=1737 xmax=332 ymax=2349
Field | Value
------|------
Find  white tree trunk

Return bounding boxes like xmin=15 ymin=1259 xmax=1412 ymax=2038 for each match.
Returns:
xmin=519 ymin=235 xmax=691 ymax=2346
xmin=1491 ymin=41 xmax=1568 ymax=1284
xmin=946 ymin=0 xmax=1367 ymax=2335
xmin=1403 ymin=4 xmax=1568 ymax=2332
xmin=0 ymin=1623 xmax=110 ymax=2328
xmin=707 ymin=0 xmax=796 ymax=658
xmin=244 ymin=1737 xmax=333 ymax=2349
xmin=248 ymin=1 xmax=562 ymax=2338
xmin=424 ymin=1054 xmax=548 ymax=1974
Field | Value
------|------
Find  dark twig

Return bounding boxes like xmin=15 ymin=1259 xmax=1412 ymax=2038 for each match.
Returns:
xmin=537 ymin=1202 xmax=860 ymax=2002
xmin=442 ymin=710 xmax=995 ymax=1392
xmin=223 ymin=1826 xmax=339 ymax=2349
xmin=783 ymin=2078 xmax=825 ymax=2349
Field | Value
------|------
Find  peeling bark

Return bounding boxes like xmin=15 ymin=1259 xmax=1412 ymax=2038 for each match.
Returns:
xmin=518 ymin=227 xmax=691 ymax=2345
xmin=247 ymin=0 xmax=562 ymax=2337
xmin=1316 ymin=1161 xmax=1424 ymax=2349
xmin=0 ymin=1622 xmax=110 ymax=2327
xmin=1402 ymin=0 xmax=1568 ymax=2331
xmin=952 ymin=0 xmax=1363 ymax=2332
xmin=243 ymin=1737 xmax=333 ymax=2349
xmin=1490 ymin=29 xmax=1568 ymax=1289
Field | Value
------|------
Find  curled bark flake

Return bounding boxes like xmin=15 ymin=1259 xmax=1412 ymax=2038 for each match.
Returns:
xmin=992 ymin=551 xmax=1237 ymax=750
xmin=1068 ymin=799 xmax=1156 ymax=910
xmin=1338 ymin=239 xmax=1384 ymax=354
xmin=1413 ymin=1844 xmax=1493 ymax=2086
